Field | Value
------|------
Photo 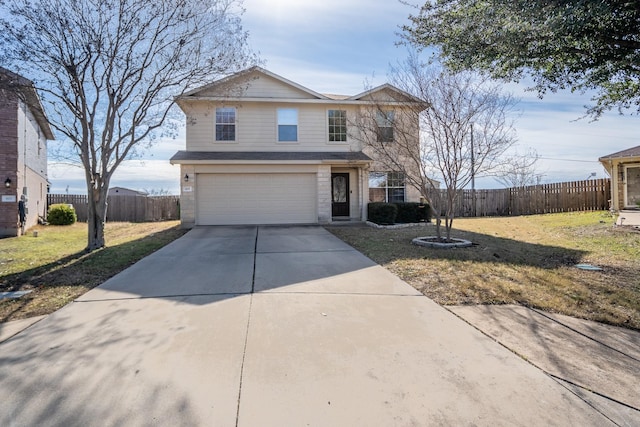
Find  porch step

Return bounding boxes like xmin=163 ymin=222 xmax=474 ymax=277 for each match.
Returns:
xmin=617 ymin=210 xmax=640 ymax=226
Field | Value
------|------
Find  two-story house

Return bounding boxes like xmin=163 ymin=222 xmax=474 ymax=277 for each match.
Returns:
xmin=0 ymin=68 xmax=54 ymax=237
xmin=170 ymin=67 xmax=422 ymax=227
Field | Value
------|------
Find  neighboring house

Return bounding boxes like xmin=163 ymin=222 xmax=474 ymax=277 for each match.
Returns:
xmin=599 ymin=145 xmax=640 ymax=226
xmin=170 ymin=67 xmax=423 ymax=227
xmin=108 ymin=187 xmax=149 ymax=197
xmin=0 ymin=68 xmax=54 ymax=237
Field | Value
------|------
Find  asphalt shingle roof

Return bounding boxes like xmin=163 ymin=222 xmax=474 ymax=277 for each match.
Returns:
xmin=599 ymin=145 xmax=640 ymax=160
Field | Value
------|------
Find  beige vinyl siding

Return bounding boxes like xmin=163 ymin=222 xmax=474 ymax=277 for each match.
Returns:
xmin=199 ymin=74 xmax=317 ymax=99
xmin=237 ymin=104 xmax=276 ymax=144
xmin=186 ymin=102 xmax=359 ymax=152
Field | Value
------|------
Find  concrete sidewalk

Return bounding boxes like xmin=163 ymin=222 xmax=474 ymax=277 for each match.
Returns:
xmin=450 ymin=305 xmax=640 ymax=427
xmin=0 ymin=226 xmax=624 ymax=426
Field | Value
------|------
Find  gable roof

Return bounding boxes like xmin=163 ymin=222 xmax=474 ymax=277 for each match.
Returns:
xmin=599 ymin=145 xmax=640 ymax=161
xmin=181 ymin=66 xmax=329 ymax=100
xmin=0 ymin=67 xmax=55 ymax=140
xmin=349 ymin=83 xmax=425 ymax=105
xmin=177 ymin=67 xmax=426 ymax=109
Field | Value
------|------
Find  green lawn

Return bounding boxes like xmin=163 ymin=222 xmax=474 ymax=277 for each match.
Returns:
xmin=0 ymin=221 xmax=186 ymax=323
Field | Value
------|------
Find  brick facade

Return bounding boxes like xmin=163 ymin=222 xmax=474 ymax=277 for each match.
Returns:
xmin=0 ymin=68 xmax=53 ymax=238
xmin=617 ymin=164 xmax=625 ymax=210
xmin=317 ymin=165 xmax=331 ymax=223
xmin=179 ymin=165 xmax=196 ymax=228
xmin=0 ymin=94 xmax=19 ymax=237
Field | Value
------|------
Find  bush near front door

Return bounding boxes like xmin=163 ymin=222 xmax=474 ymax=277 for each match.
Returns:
xmin=368 ymin=202 xmax=431 ymax=225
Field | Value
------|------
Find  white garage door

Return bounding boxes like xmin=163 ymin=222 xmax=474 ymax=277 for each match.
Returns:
xmin=196 ymin=173 xmax=317 ymax=225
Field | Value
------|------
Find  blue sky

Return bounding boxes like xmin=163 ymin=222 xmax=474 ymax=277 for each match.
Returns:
xmin=48 ymin=0 xmax=639 ymax=194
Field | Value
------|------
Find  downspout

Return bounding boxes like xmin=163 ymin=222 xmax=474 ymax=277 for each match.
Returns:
xmin=21 ymin=100 xmax=28 ymax=233
xmin=361 ymin=164 xmax=369 ymax=221
xmin=609 ymin=159 xmax=614 ymax=212
xmin=359 ymin=166 xmax=364 ymax=221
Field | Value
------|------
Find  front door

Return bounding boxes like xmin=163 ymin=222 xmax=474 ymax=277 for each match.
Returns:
xmin=626 ymin=165 xmax=640 ymax=207
xmin=331 ymin=173 xmax=350 ymax=217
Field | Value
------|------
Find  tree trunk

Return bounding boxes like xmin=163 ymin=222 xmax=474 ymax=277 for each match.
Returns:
xmin=86 ymin=184 xmax=108 ymax=251
xmin=445 ymin=217 xmax=453 ymax=241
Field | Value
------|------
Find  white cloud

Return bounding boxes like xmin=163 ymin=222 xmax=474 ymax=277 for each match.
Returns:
xmin=48 ymin=160 xmax=180 ymax=195
xmin=109 ymin=160 xmax=181 ymax=194
xmin=244 ymin=0 xmax=411 ymax=32
xmin=243 ymin=0 xmax=414 ymax=92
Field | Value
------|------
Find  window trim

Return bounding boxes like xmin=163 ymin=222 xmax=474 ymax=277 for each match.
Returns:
xmin=376 ymin=110 xmax=395 ymax=143
xmin=215 ymin=107 xmax=237 ymax=143
xmin=624 ymin=163 xmax=640 ymax=208
xmin=368 ymin=171 xmax=406 ymax=203
xmin=277 ymin=108 xmax=298 ymax=143
xmin=327 ymin=109 xmax=347 ymax=143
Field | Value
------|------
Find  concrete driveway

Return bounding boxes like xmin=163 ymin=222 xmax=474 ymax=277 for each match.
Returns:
xmin=0 ymin=226 xmax=622 ymax=426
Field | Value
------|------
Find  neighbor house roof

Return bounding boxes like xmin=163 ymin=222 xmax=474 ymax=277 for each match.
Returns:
xmin=108 ymin=186 xmax=148 ymax=196
xmin=322 ymin=94 xmax=350 ymax=100
xmin=0 ymin=67 xmax=55 ymax=140
xmin=599 ymin=145 xmax=640 ymax=161
xmin=170 ymin=151 xmax=372 ymax=164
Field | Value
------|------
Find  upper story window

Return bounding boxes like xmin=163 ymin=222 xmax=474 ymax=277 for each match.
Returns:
xmin=277 ymin=108 xmax=298 ymax=142
xmin=376 ymin=110 xmax=394 ymax=143
xmin=328 ymin=109 xmax=347 ymax=142
xmin=215 ymin=107 xmax=236 ymax=141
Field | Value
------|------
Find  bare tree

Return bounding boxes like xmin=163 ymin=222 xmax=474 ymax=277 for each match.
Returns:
xmin=0 ymin=0 xmax=255 ymax=250
xmin=494 ymin=149 xmax=544 ymax=188
xmin=354 ymin=55 xmax=518 ymax=241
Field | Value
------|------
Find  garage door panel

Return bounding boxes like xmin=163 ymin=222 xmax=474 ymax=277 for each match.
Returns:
xmin=197 ymin=173 xmax=317 ymax=225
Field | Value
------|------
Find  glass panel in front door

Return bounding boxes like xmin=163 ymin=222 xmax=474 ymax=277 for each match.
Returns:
xmin=332 ymin=176 xmax=347 ymax=203
xmin=627 ymin=166 xmax=640 ymax=206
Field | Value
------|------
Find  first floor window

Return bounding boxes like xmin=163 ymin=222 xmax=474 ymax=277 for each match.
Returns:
xmin=369 ymin=171 xmax=405 ymax=202
xmin=215 ymin=107 xmax=236 ymax=141
xmin=328 ymin=109 xmax=347 ymax=142
xmin=278 ymin=108 xmax=298 ymax=142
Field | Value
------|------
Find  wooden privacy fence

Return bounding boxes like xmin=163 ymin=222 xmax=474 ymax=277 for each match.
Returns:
xmin=427 ymin=178 xmax=611 ymax=218
xmin=47 ymin=194 xmax=180 ymax=222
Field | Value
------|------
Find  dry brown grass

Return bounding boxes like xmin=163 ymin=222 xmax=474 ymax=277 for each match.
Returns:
xmin=327 ymin=211 xmax=640 ymax=330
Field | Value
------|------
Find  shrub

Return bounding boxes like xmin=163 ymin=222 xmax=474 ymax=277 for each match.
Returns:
xmin=394 ymin=202 xmax=419 ymax=223
xmin=368 ymin=202 xmax=397 ymax=225
xmin=47 ymin=204 xmax=77 ymax=225
xmin=391 ymin=202 xmax=432 ymax=223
